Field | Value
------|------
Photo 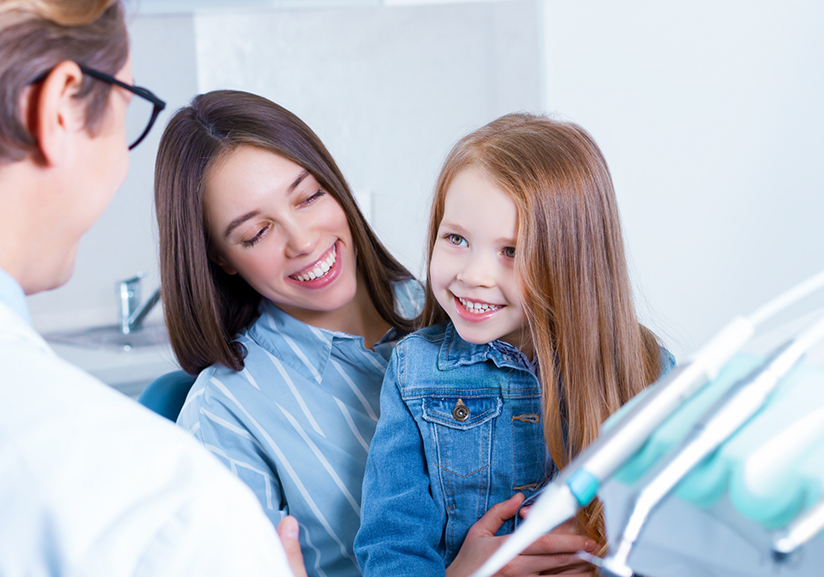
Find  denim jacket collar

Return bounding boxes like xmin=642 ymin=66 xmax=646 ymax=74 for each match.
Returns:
xmin=437 ymin=322 xmax=532 ymax=373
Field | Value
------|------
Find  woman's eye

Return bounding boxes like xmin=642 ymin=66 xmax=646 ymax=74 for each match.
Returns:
xmin=446 ymin=234 xmax=467 ymax=247
xmin=503 ymin=247 xmax=516 ymax=258
xmin=300 ymin=189 xmax=326 ymax=206
xmin=241 ymin=224 xmax=269 ymax=248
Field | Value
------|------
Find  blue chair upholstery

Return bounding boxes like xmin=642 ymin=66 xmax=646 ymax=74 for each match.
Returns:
xmin=138 ymin=370 xmax=196 ymax=422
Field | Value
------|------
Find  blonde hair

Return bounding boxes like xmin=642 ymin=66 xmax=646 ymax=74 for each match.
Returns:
xmin=421 ymin=113 xmax=663 ymax=544
xmin=0 ymin=0 xmax=127 ymax=162
xmin=0 ymin=0 xmax=115 ymax=25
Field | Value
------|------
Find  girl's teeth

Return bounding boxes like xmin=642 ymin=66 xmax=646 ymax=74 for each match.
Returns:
xmin=459 ymin=297 xmax=501 ymax=313
xmin=292 ymin=246 xmax=337 ymax=282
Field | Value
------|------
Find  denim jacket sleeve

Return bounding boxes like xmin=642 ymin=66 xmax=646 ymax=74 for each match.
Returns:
xmin=355 ymin=346 xmax=446 ymax=576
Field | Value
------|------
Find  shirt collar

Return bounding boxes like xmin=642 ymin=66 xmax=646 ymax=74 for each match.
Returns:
xmin=437 ymin=322 xmax=533 ymax=372
xmin=248 ymin=301 xmax=336 ymax=383
xmin=247 ymin=300 xmax=405 ymax=383
xmin=246 ymin=279 xmax=420 ymax=382
xmin=0 ymin=268 xmax=32 ymax=326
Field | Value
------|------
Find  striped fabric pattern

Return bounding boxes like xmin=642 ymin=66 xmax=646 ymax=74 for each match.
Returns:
xmin=177 ymin=279 xmax=422 ymax=577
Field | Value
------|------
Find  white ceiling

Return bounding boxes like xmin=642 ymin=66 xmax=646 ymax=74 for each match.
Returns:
xmin=133 ymin=0 xmax=504 ymax=15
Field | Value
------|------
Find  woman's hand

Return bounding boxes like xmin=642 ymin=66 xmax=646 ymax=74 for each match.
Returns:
xmin=445 ymin=493 xmax=600 ymax=577
xmin=277 ymin=515 xmax=308 ymax=577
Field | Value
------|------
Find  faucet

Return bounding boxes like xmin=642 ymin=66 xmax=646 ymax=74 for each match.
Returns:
xmin=118 ymin=274 xmax=161 ymax=334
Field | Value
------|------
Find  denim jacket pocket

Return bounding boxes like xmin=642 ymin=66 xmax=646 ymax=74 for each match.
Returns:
xmin=421 ymin=395 xmax=503 ymax=560
xmin=421 ymin=395 xmax=502 ymax=477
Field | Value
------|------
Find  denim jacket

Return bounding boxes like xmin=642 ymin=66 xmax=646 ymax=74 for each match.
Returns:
xmin=355 ymin=322 xmax=675 ymax=576
xmin=355 ymin=322 xmax=554 ymax=576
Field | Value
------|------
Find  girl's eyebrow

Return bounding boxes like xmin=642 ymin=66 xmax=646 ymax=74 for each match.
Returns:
xmin=440 ymin=220 xmax=515 ymax=245
xmin=438 ymin=220 xmax=466 ymax=234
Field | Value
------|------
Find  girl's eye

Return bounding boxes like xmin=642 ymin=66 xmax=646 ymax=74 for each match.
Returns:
xmin=241 ymin=224 xmax=270 ymax=248
xmin=300 ymin=189 xmax=326 ymax=206
xmin=446 ymin=234 xmax=467 ymax=247
xmin=503 ymin=247 xmax=516 ymax=258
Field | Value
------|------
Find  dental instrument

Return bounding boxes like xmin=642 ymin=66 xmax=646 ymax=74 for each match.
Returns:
xmin=772 ymin=497 xmax=824 ymax=563
xmin=470 ymin=269 xmax=824 ymax=577
xmin=595 ymin=313 xmax=824 ymax=577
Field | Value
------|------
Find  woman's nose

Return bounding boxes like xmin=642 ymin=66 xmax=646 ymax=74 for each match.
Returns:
xmin=282 ymin=219 xmax=316 ymax=258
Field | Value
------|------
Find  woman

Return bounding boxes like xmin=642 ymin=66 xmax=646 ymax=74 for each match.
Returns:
xmin=156 ymin=90 xmax=421 ymax=577
xmin=155 ymin=91 xmax=596 ymax=577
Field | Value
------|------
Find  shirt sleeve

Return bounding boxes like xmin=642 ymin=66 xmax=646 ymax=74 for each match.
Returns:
xmin=354 ymin=345 xmax=446 ymax=576
xmin=177 ymin=371 xmax=287 ymax=529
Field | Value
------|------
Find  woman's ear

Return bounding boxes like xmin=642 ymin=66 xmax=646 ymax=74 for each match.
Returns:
xmin=29 ymin=61 xmax=86 ymax=167
xmin=208 ymin=246 xmax=238 ymax=275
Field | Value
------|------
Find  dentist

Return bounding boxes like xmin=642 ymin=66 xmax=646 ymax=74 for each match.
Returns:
xmin=0 ymin=1 xmax=305 ymax=575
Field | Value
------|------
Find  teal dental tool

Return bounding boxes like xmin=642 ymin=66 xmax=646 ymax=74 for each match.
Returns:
xmin=470 ymin=269 xmax=824 ymax=577
xmin=596 ymin=313 xmax=824 ymax=577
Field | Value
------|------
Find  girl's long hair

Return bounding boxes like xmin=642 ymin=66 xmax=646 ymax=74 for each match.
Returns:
xmin=421 ymin=113 xmax=663 ymax=544
xmin=155 ymin=90 xmax=415 ymax=375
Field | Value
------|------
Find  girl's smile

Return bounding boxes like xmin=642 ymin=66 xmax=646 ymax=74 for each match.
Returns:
xmin=429 ymin=167 xmax=528 ymax=347
xmin=454 ymin=295 xmax=504 ymax=320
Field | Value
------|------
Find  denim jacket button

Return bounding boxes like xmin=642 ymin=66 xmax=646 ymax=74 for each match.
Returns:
xmin=452 ymin=399 xmax=470 ymax=422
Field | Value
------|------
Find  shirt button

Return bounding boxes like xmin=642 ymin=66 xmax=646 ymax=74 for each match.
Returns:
xmin=452 ymin=399 xmax=470 ymax=421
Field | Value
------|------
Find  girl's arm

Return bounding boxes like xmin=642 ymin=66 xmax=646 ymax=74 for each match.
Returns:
xmin=355 ymin=351 xmax=445 ymax=576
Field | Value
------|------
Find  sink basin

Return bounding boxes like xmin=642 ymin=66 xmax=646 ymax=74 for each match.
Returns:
xmin=44 ymin=322 xmax=170 ymax=352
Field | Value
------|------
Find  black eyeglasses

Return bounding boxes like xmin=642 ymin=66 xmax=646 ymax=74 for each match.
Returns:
xmin=32 ymin=64 xmax=166 ymax=150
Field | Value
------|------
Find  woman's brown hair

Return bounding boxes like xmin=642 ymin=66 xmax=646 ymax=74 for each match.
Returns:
xmin=155 ymin=90 xmax=416 ymax=375
xmin=421 ymin=113 xmax=663 ymax=545
xmin=0 ymin=0 xmax=128 ymax=162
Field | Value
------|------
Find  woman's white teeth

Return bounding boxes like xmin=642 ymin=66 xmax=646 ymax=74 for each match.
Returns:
xmin=293 ymin=246 xmax=336 ymax=282
xmin=459 ymin=297 xmax=501 ymax=313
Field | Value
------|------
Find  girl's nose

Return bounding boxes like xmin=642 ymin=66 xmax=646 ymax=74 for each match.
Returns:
xmin=456 ymin=252 xmax=495 ymax=288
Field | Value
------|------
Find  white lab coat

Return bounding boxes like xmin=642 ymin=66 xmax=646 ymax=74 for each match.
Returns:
xmin=0 ymin=302 xmax=294 ymax=576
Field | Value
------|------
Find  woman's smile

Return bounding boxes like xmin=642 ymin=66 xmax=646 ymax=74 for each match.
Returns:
xmin=287 ymin=241 xmax=342 ymax=287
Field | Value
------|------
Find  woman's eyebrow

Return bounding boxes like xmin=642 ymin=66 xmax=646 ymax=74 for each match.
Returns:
xmin=224 ymin=210 xmax=260 ymax=238
xmin=288 ymin=170 xmax=310 ymax=194
xmin=222 ymin=171 xmax=311 ymax=238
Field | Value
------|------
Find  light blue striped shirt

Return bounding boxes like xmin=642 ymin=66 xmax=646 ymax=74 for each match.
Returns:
xmin=177 ymin=279 xmax=422 ymax=577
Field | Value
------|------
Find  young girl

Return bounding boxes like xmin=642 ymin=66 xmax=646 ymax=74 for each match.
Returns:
xmin=355 ymin=113 xmax=673 ymax=576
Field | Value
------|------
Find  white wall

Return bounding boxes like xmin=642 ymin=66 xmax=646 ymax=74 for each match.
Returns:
xmin=194 ymin=0 xmax=542 ymax=278
xmin=28 ymin=0 xmax=824 ymax=365
xmin=542 ymin=0 xmax=824 ymax=358
xmin=26 ymin=1 xmax=541 ymax=333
